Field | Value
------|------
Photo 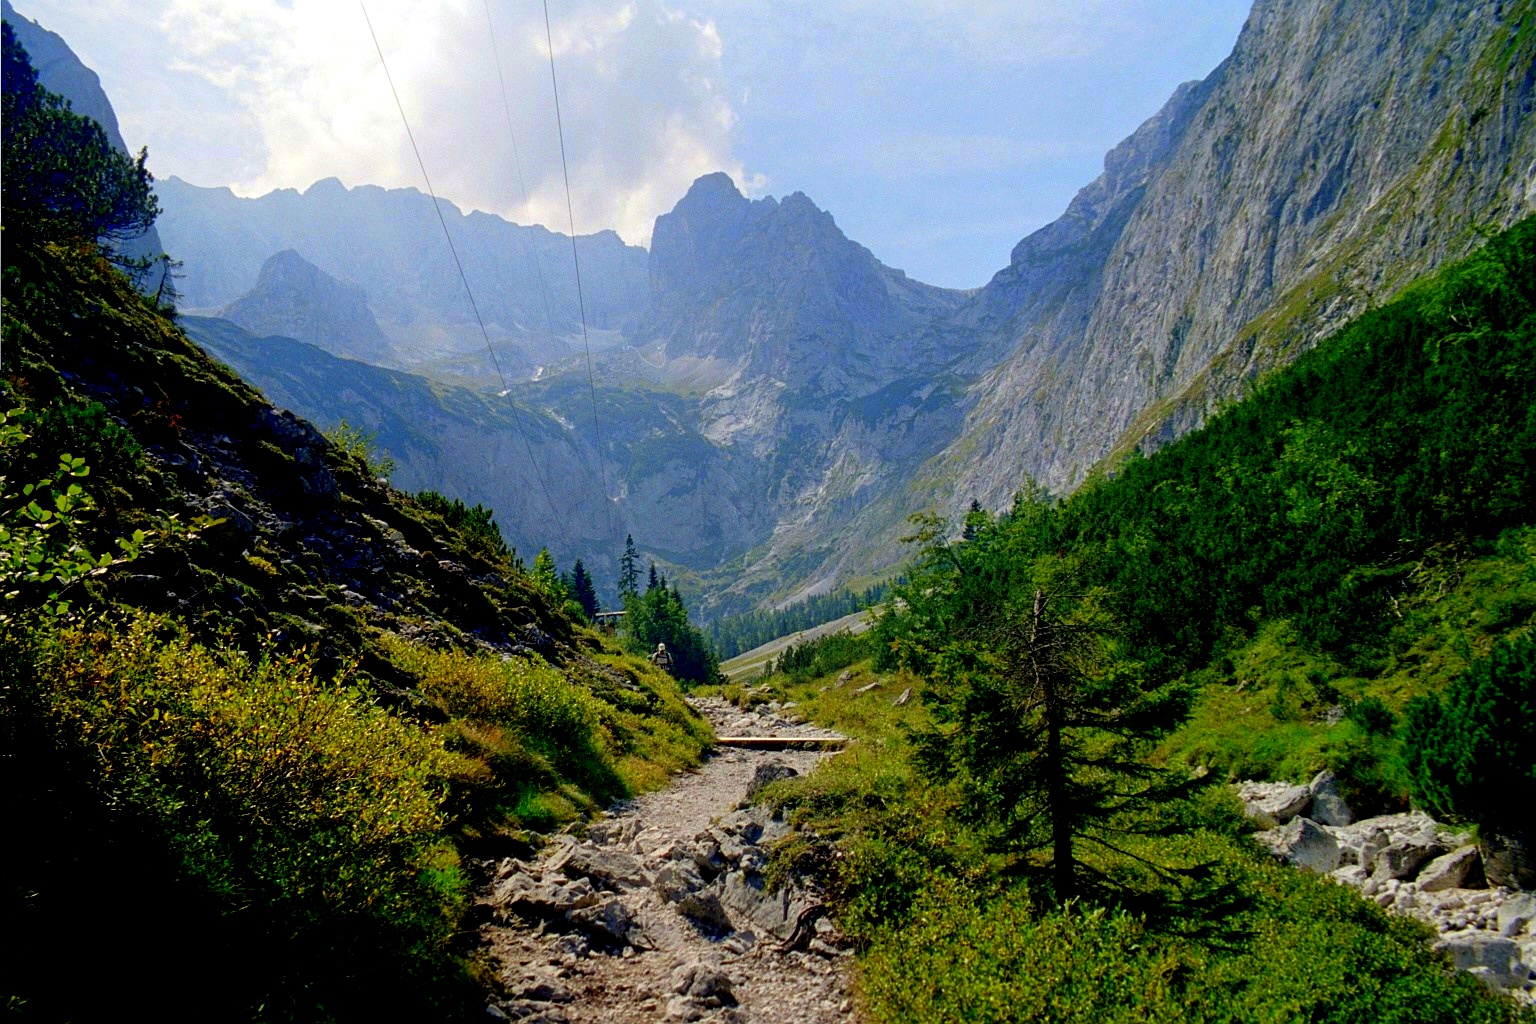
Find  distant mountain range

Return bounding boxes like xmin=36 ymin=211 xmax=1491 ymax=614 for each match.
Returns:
xmin=156 ymin=174 xmax=649 ymax=377
xmin=22 ymin=0 xmax=1535 ymax=616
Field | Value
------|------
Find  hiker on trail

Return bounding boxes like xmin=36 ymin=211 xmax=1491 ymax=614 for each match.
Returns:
xmin=650 ymin=642 xmax=674 ymax=673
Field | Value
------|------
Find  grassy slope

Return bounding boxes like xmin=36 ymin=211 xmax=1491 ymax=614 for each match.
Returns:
xmin=0 ymin=242 xmax=710 ymax=1021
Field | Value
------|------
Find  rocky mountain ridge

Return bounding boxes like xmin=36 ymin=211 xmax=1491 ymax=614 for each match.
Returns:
xmin=133 ymin=0 xmax=1536 ymax=614
xmin=155 ymin=174 xmax=649 ymax=376
xmin=945 ymin=0 xmax=1536 ymax=502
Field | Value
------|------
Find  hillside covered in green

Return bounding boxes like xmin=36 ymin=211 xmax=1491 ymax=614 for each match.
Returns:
xmin=741 ymin=216 xmax=1536 ymax=1022
xmin=0 ymin=27 xmax=709 ymax=1021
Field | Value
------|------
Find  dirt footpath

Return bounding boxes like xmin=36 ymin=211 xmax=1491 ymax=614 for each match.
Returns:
xmin=478 ymin=697 xmax=855 ymax=1024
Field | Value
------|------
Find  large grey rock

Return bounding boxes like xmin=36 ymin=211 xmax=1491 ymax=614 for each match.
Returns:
xmin=1417 ymin=846 xmax=1485 ymax=893
xmin=716 ymin=808 xmax=766 ymax=843
xmin=719 ymin=870 xmax=820 ymax=941
xmin=1483 ymin=832 xmax=1536 ymax=891
xmin=555 ymin=844 xmax=649 ymax=889
xmin=1255 ymin=817 xmax=1340 ymax=874
xmin=1241 ymin=783 xmax=1313 ymax=829
xmin=1499 ymin=893 xmax=1536 ymax=938
xmin=1433 ymin=933 xmax=1531 ymax=992
xmin=670 ymin=961 xmax=735 ymax=1002
xmin=1307 ymin=770 xmax=1354 ymax=827
xmin=675 ymin=889 xmax=734 ymax=933
xmin=653 ymin=862 xmax=707 ymax=902
xmin=745 ymin=761 xmax=799 ymax=801
xmin=1372 ymin=838 xmax=1446 ymax=882
xmin=567 ymin=897 xmax=645 ymax=947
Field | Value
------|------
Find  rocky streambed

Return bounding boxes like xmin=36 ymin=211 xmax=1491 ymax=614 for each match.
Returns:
xmin=475 ymin=697 xmax=853 ymax=1023
xmin=1240 ymin=774 xmax=1536 ymax=1002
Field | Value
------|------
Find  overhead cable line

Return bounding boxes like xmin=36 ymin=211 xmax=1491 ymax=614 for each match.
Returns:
xmin=481 ymin=0 xmax=561 ymax=372
xmin=358 ymin=0 xmax=565 ymax=530
xmin=540 ymin=0 xmax=613 ymax=509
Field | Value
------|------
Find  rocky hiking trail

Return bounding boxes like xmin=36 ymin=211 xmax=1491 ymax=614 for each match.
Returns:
xmin=475 ymin=697 xmax=856 ymax=1023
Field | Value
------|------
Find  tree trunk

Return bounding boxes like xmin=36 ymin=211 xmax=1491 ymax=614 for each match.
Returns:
xmin=1033 ymin=588 xmax=1073 ymax=901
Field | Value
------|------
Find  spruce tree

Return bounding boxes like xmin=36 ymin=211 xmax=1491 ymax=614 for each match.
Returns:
xmin=619 ymin=534 xmax=639 ymax=597
xmin=570 ymin=559 xmax=599 ymax=619
xmin=890 ymin=507 xmax=1198 ymax=903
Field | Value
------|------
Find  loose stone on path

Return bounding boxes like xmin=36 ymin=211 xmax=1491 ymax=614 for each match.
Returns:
xmin=477 ymin=696 xmax=855 ymax=1023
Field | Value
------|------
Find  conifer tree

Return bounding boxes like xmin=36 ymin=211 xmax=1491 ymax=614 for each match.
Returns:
xmin=2 ymin=25 xmax=160 ymax=257
xmin=889 ymin=506 xmax=1198 ymax=903
xmin=619 ymin=534 xmax=639 ymax=597
xmin=570 ymin=559 xmax=599 ymax=619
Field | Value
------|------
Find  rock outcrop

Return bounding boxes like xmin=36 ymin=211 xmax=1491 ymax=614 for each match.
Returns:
xmin=1239 ymin=785 xmax=1536 ymax=1002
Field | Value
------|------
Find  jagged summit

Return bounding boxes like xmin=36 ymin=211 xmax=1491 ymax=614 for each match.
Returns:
xmin=643 ymin=172 xmax=965 ymax=374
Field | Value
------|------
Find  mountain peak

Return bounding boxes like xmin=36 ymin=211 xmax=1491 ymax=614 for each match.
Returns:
xmin=304 ymin=177 xmax=348 ymax=197
xmin=684 ymin=171 xmax=743 ymax=200
xmin=218 ymin=249 xmax=391 ymax=364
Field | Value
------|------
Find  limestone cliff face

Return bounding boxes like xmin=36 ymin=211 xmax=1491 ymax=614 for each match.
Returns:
xmin=947 ymin=0 xmax=1536 ymax=508
xmin=218 ymin=250 xmax=396 ymax=367
xmin=643 ymin=173 xmax=964 ymax=383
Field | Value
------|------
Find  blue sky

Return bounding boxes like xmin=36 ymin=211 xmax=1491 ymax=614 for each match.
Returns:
xmin=15 ymin=1 xmax=1250 ymax=288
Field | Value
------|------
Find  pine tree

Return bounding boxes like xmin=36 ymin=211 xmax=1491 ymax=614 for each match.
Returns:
xmin=571 ymin=559 xmax=599 ymax=619
xmin=531 ymin=548 xmax=562 ymax=599
xmin=891 ymin=508 xmax=1198 ymax=903
xmin=619 ymin=534 xmax=639 ymax=597
xmin=647 ymin=562 xmax=659 ymax=593
xmin=2 ymin=25 xmax=160 ymax=257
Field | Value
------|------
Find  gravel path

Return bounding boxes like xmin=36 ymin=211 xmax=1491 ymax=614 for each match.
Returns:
xmin=478 ymin=697 xmax=856 ymax=1024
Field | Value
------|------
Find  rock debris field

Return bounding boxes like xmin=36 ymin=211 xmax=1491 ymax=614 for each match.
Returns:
xmin=476 ymin=697 xmax=854 ymax=1023
xmin=1240 ymin=773 xmax=1536 ymax=1002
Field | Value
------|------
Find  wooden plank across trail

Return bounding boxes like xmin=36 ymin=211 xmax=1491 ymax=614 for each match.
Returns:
xmin=713 ymin=735 xmax=847 ymax=750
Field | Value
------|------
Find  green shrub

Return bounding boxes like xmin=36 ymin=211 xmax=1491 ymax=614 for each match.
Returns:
xmin=24 ymin=612 xmax=470 ymax=1017
xmin=1402 ymin=631 xmax=1536 ymax=837
xmin=858 ymin=839 xmax=1527 ymax=1024
xmin=324 ymin=418 xmax=396 ymax=479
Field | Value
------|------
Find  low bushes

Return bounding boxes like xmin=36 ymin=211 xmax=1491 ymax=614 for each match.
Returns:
xmin=10 ymin=612 xmax=473 ymax=1019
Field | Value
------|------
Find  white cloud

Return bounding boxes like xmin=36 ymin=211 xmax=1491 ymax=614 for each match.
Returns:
xmin=18 ymin=0 xmax=755 ymax=246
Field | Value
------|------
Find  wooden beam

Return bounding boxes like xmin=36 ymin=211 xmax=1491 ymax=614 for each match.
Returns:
xmin=713 ymin=735 xmax=847 ymax=749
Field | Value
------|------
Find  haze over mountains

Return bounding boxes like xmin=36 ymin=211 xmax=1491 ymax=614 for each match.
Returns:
xmin=86 ymin=0 xmax=1536 ymax=614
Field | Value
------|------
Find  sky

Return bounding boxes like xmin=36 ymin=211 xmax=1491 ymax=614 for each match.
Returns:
xmin=13 ymin=1 xmax=1252 ymax=289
